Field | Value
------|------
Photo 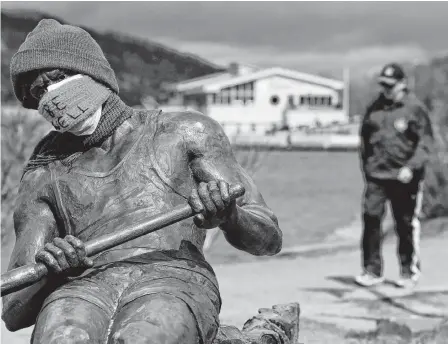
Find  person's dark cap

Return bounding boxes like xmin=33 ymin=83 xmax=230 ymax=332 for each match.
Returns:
xmin=377 ymin=63 xmax=406 ymax=86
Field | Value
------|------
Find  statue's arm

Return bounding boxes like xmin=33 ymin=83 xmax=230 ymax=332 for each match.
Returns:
xmin=2 ymin=175 xmax=59 ymax=331
xmin=167 ymin=111 xmax=282 ymax=256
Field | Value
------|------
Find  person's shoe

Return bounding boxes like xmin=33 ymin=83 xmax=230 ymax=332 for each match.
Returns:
xmin=354 ymin=272 xmax=385 ymax=287
xmin=395 ymin=272 xmax=420 ymax=289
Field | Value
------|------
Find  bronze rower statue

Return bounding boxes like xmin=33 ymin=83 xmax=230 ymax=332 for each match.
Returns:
xmin=1 ymin=19 xmax=301 ymax=344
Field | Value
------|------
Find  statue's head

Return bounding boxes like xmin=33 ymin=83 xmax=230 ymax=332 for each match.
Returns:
xmin=11 ymin=19 xmax=119 ymax=135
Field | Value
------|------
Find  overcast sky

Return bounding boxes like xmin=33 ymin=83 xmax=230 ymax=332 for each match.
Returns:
xmin=2 ymin=1 xmax=448 ymax=75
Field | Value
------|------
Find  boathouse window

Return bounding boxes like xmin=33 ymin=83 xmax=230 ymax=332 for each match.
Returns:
xmin=212 ymin=82 xmax=254 ymax=106
xmin=298 ymin=95 xmax=333 ymax=107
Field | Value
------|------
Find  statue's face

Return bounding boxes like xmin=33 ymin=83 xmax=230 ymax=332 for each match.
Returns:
xmin=25 ymin=69 xmax=74 ymax=104
xmin=22 ymin=69 xmax=104 ymax=136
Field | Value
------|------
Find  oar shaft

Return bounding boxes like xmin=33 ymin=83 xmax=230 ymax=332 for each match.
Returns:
xmin=1 ymin=263 xmax=48 ymax=296
xmin=1 ymin=184 xmax=245 ymax=297
xmin=85 ymin=204 xmax=194 ymax=256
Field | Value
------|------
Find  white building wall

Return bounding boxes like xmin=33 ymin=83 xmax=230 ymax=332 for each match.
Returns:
xmin=253 ymin=76 xmax=340 ymax=110
xmin=206 ymin=75 xmax=347 ymax=133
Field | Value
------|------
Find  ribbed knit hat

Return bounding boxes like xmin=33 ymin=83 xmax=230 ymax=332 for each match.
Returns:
xmin=10 ymin=19 xmax=119 ymax=109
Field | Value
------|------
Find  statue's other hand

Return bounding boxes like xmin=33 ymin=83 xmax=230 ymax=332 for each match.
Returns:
xmin=35 ymin=235 xmax=94 ymax=275
xmin=188 ymin=180 xmax=236 ymax=229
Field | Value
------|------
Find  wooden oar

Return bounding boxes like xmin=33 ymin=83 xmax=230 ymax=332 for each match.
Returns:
xmin=1 ymin=184 xmax=245 ymax=297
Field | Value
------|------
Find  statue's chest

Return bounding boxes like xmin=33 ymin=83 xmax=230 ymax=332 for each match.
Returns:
xmin=57 ymin=164 xmax=168 ymax=235
xmin=51 ymin=128 xmax=192 ymax=239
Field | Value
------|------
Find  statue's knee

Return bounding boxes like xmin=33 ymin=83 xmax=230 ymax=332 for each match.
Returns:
xmin=35 ymin=324 xmax=92 ymax=344
xmin=110 ymin=321 xmax=161 ymax=344
xmin=110 ymin=296 xmax=199 ymax=344
xmin=111 ymin=321 xmax=198 ymax=344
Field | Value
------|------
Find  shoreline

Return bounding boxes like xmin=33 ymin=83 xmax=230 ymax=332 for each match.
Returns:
xmin=233 ymin=144 xmax=359 ymax=152
xmin=205 ymin=215 xmax=447 ymax=266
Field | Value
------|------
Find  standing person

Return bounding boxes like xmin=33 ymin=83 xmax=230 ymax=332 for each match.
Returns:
xmin=356 ymin=63 xmax=434 ymax=288
xmin=1 ymin=19 xmax=282 ymax=344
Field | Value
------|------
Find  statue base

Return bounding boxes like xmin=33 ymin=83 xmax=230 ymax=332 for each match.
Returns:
xmin=214 ymin=303 xmax=300 ymax=344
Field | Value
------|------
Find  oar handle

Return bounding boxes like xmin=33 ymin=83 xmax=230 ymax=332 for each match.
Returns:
xmin=1 ymin=263 xmax=49 ymax=296
xmin=1 ymin=184 xmax=245 ymax=297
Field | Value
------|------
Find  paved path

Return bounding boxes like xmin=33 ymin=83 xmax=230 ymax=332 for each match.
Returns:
xmin=214 ymin=232 xmax=448 ymax=342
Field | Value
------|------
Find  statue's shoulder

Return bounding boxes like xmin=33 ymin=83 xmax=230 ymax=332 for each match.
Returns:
xmin=21 ymin=130 xmax=59 ymax=180
xmin=156 ymin=110 xmax=224 ymax=144
xmin=16 ymin=160 xmax=54 ymax=219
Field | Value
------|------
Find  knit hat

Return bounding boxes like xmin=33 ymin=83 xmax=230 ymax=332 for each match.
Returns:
xmin=10 ymin=19 xmax=119 ymax=109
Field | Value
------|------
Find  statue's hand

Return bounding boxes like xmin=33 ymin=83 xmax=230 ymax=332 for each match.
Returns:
xmin=188 ymin=180 xmax=236 ymax=229
xmin=35 ymin=235 xmax=94 ymax=275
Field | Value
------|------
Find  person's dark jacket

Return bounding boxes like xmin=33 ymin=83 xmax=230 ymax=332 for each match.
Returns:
xmin=359 ymin=92 xmax=434 ymax=180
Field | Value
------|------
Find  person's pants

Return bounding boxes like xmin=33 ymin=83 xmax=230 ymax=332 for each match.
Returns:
xmin=362 ymin=176 xmax=424 ymax=277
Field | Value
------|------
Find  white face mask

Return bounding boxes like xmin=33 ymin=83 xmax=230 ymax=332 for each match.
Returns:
xmin=46 ymin=74 xmax=102 ymax=136
xmin=67 ymin=107 xmax=102 ymax=136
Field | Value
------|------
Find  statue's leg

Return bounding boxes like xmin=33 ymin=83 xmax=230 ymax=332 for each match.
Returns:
xmin=107 ymin=294 xmax=199 ymax=344
xmin=31 ymin=297 xmax=110 ymax=344
xmin=107 ymin=263 xmax=221 ymax=344
xmin=31 ymin=263 xmax=138 ymax=344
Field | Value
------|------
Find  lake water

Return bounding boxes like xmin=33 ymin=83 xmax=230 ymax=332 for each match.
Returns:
xmin=206 ymin=150 xmax=365 ymax=264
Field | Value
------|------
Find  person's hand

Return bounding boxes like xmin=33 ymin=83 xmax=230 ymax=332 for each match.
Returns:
xmin=35 ymin=235 xmax=93 ymax=276
xmin=397 ymin=166 xmax=413 ymax=184
xmin=188 ymin=180 xmax=236 ymax=229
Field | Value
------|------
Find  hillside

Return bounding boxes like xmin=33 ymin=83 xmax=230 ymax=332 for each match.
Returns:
xmin=1 ymin=10 xmax=225 ymax=106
